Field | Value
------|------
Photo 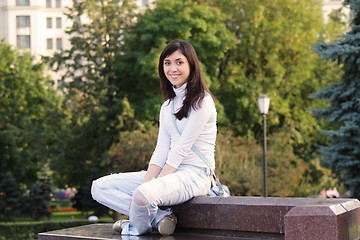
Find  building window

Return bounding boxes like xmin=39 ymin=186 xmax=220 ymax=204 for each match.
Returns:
xmin=56 ymin=17 xmax=62 ymax=29
xmin=55 ymin=0 xmax=61 ymax=8
xmin=46 ymin=0 xmax=51 ymax=8
xmin=56 ymin=38 xmax=62 ymax=50
xmin=47 ymin=38 xmax=53 ymax=50
xmin=46 ymin=17 xmax=52 ymax=28
xmin=16 ymin=16 xmax=30 ymax=28
xmin=16 ymin=0 xmax=30 ymax=6
xmin=17 ymin=35 xmax=30 ymax=49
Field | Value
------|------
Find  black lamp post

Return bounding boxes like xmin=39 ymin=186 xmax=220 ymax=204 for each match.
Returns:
xmin=257 ymin=94 xmax=270 ymax=197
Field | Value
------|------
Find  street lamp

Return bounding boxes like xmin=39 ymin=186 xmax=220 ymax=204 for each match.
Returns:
xmin=257 ymin=94 xmax=270 ymax=197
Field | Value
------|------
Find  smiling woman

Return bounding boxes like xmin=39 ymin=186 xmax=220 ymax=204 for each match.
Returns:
xmin=91 ymin=40 xmax=217 ymax=237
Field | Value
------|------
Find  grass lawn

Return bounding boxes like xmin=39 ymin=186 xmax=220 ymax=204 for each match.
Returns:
xmin=52 ymin=210 xmax=114 ymax=222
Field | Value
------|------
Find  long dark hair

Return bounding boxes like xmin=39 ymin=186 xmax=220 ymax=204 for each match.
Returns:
xmin=159 ymin=40 xmax=211 ymax=120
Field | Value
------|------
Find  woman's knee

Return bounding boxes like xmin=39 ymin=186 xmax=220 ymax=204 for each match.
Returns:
xmin=91 ymin=180 xmax=101 ymax=201
xmin=132 ymin=189 xmax=149 ymax=206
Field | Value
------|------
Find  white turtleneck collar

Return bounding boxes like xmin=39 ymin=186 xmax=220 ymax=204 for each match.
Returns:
xmin=173 ymin=83 xmax=187 ymax=98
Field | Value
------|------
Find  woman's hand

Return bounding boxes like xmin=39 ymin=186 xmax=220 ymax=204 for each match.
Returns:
xmin=142 ymin=164 xmax=162 ymax=184
xmin=158 ymin=164 xmax=176 ymax=178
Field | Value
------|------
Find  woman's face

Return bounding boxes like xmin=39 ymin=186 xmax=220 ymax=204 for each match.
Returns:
xmin=163 ymin=50 xmax=190 ymax=88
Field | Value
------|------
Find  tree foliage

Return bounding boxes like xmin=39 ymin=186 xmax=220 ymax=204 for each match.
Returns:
xmin=1 ymin=0 xmax=350 ymax=201
xmin=208 ymin=0 xmax=347 ymax=193
xmin=313 ymin=0 xmax=360 ymax=199
xmin=211 ymin=0 xmax=338 ymax=136
xmin=0 ymin=172 xmax=22 ymax=221
xmin=0 ymin=40 xmax=62 ymax=186
xmin=49 ymin=0 xmax=236 ymax=186
xmin=25 ymin=165 xmax=53 ymax=220
xmin=117 ymin=0 xmax=236 ymax=124
xmin=215 ymin=128 xmax=309 ymax=196
xmin=49 ymin=0 xmax=138 ymax=186
xmin=46 ymin=0 xmax=348 ymax=197
xmin=107 ymin=127 xmax=158 ymax=173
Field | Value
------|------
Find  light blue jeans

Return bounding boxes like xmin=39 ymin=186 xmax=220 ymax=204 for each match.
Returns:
xmin=91 ymin=164 xmax=211 ymax=235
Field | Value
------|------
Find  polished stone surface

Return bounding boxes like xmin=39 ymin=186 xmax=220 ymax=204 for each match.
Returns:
xmin=38 ymin=197 xmax=360 ymax=240
xmin=38 ymin=223 xmax=281 ymax=240
xmin=284 ymin=198 xmax=360 ymax=240
xmin=172 ymin=196 xmax=314 ymax=234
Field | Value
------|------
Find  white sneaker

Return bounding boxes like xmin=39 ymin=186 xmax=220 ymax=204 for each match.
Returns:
xmin=112 ymin=219 xmax=129 ymax=233
xmin=158 ymin=214 xmax=177 ymax=236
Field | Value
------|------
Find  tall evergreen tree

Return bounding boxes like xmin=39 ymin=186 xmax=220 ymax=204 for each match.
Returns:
xmin=0 ymin=172 xmax=22 ymax=221
xmin=313 ymin=0 xmax=360 ymax=199
xmin=21 ymin=165 xmax=53 ymax=220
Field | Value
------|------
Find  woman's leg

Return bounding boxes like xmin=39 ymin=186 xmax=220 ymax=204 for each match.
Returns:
xmin=91 ymin=171 xmax=147 ymax=216
xmin=123 ymin=165 xmax=211 ymax=235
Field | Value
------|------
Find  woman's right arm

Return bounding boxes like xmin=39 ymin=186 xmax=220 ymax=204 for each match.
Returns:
xmin=145 ymin=102 xmax=171 ymax=182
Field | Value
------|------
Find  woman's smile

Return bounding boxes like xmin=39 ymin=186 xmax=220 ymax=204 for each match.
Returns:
xmin=169 ymin=74 xmax=180 ymax=79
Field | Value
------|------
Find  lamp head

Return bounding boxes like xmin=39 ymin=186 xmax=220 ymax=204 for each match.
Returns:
xmin=257 ymin=94 xmax=270 ymax=115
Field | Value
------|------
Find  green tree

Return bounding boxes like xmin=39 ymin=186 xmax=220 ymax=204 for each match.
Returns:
xmin=25 ymin=181 xmax=52 ymax=220
xmin=117 ymin=0 xmax=236 ymax=124
xmin=313 ymin=0 xmax=360 ymax=199
xmin=209 ymin=0 xmax=346 ymax=195
xmin=212 ymin=0 xmax=340 ymax=136
xmin=49 ymin=0 xmax=138 ymax=187
xmin=0 ymin=40 xmax=62 ymax=186
xmin=0 ymin=172 xmax=22 ymax=221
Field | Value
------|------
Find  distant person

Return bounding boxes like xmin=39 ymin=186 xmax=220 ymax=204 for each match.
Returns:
xmin=319 ymin=188 xmax=326 ymax=198
xmin=91 ymin=40 xmax=217 ymax=236
xmin=332 ymin=187 xmax=340 ymax=198
xmin=326 ymin=188 xmax=333 ymax=198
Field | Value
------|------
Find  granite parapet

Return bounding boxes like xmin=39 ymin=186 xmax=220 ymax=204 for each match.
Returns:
xmin=38 ymin=197 xmax=360 ymax=240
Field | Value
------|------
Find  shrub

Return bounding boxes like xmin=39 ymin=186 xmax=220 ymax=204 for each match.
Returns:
xmin=216 ymin=128 xmax=308 ymax=196
xmin=108 ymin=127 xmax=158 ymax=172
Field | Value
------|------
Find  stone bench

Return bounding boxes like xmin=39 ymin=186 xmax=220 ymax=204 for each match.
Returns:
xmin=38 ymin=196 xmax=360 ymax=240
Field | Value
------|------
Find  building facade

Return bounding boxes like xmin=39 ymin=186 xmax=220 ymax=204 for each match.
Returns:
xmin=0 ymin=0 xmax=153 ymax=57
xmin=0 ymin=0 xmax=73 ymax=59
xmin=322 ymin=0 xmax=351 ymax=22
